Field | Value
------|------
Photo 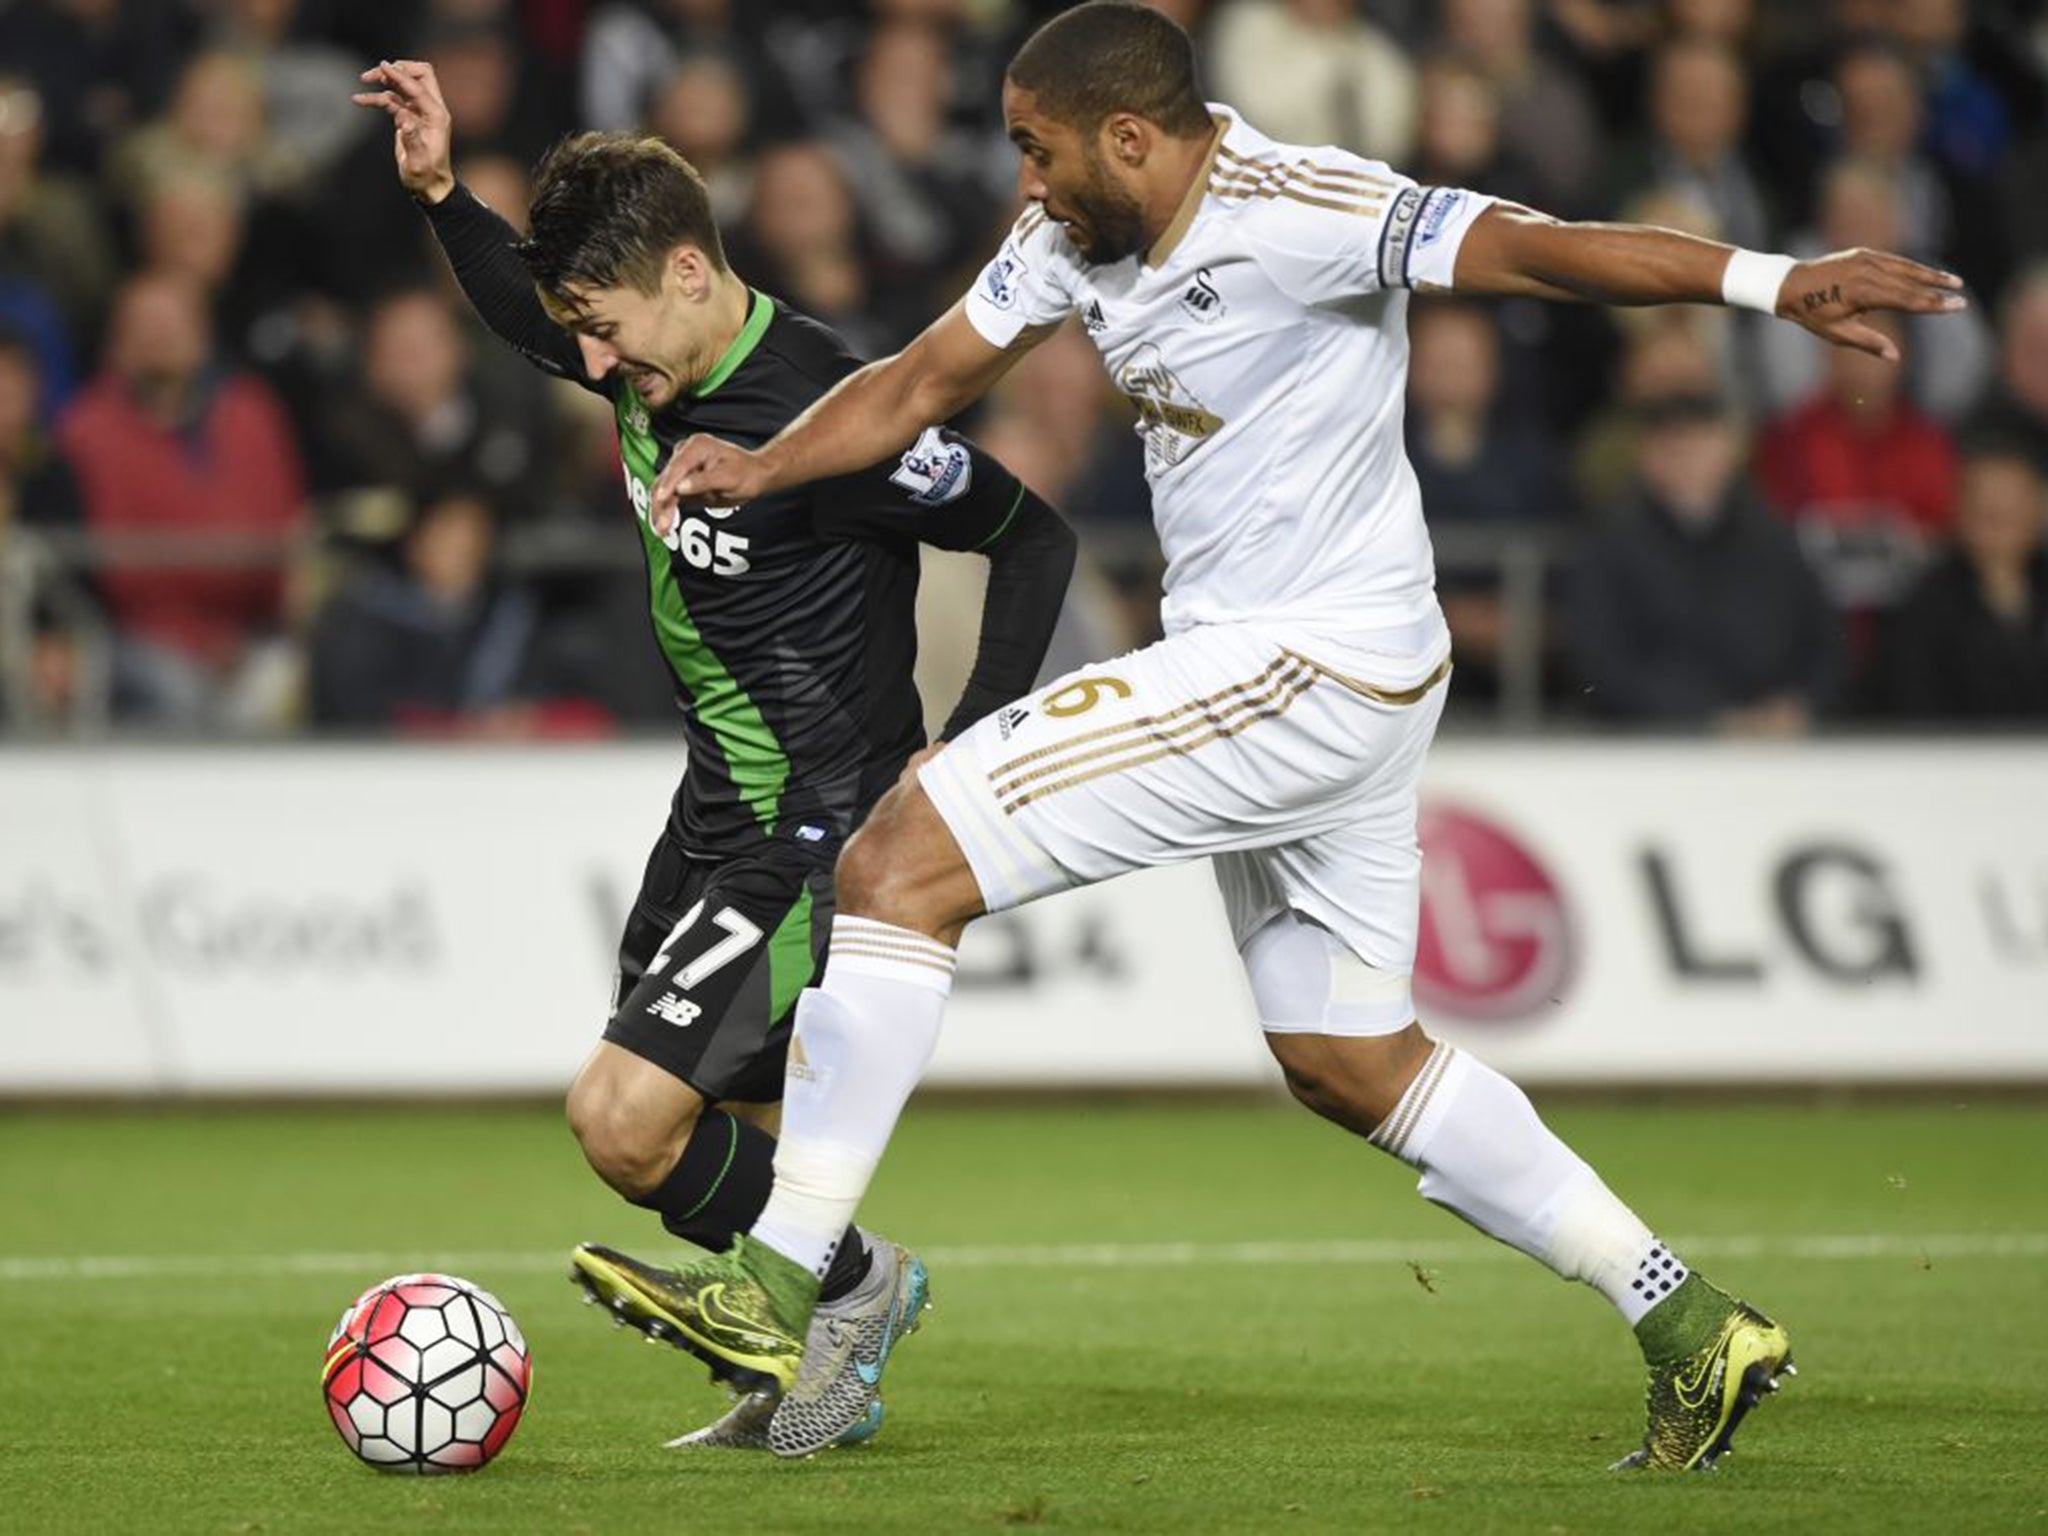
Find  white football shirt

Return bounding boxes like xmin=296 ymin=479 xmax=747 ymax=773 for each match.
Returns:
xmin=965 ymin=106 xmax=1494 ymax=683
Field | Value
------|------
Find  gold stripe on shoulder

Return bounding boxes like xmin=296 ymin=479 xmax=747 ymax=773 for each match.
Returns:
xmin=1209 ymin=162 xmax=1388 ymax=208
xmin=1211 ymin=160 xmax=1389 ymax=196
xmin=1211 ymin=173 xmax=1387 ymax=210
xmin=1297 ymin=157 xmax=1396 ymax=190
xmin=1216 ymin=143 xmax=1392 ymax=194
xmin=1210 ymin=178 xmax=1387 ymax=218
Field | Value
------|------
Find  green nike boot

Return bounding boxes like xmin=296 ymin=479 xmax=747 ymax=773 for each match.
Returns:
xmin=571 ymin=1235 xmax=818 ymax=1393
xmin=1614 ymin=1275 xmax=1795 ymax=1472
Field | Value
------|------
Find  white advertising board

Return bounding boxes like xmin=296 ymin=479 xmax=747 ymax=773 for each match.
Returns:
xmin=1413 ymin=742 xmax=2048 ymax=1082
xmin=1 ymin=742 xmax=2042 ymax=1092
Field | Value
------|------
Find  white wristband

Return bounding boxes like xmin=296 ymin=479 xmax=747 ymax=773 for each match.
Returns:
xmin=1720 ymin=250 xmax=1797 ymax=314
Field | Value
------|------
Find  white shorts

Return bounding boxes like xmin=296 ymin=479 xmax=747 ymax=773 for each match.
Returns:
xmin=919 ymin=621 xmax=1449 ymax=1002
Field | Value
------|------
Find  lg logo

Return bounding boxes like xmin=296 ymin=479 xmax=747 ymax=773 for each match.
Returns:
xmin=1414 ymin=804 xmax=1575 ymax=1024
xmin=1641 ymin=843 xmax=1918 ymax=984
xmin=1415 ymin=806 xmax=1928 ymax=1022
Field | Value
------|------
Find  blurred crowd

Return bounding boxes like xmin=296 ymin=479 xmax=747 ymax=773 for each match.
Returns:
xmin=2 ymin=0 xmax=2046 ymax=740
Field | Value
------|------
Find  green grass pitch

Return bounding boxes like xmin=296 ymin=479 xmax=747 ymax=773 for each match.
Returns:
xmin=2 ymin=1099 xmax=2044 ymax=1533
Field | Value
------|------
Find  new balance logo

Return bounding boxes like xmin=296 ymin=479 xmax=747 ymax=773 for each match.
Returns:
xmin=646 ymin=992 xmax=702 ymax=1027
xmin=1178 ymin=269 xmax=1224 ymax=324
xmin=1082 ymin=299 xmax=1107 ymax=335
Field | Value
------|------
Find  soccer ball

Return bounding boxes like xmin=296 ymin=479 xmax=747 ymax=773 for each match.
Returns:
xmin=322 ymin=1272 xmax=531 ymax=1473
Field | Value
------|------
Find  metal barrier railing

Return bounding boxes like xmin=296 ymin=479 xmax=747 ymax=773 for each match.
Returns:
xmin=0 ymin=520 xmax=1570 ymax=734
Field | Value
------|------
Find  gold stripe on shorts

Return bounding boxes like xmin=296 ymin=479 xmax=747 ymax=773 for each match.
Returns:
xmin=1001 ymin=663 xmax=1321 ymax=814
xmin=1287 ymin=650 xmax=1453 ymax=707
xmin=990 ymin=653 xmax=1301 ymax=783
xmin=992 ymin=656 xmax=1317 ymax=804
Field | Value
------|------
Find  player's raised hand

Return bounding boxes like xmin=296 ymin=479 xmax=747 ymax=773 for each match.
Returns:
xmin=652 ymin=435 xmax=774 ymax=535
xmin=1778 ymin=248 xmax=1967 ymax=362
xmin=352 ymin=60 xmax=456 ymax=205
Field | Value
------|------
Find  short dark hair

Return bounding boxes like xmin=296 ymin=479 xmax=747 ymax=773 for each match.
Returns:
xmin=0 ymin=320 xmax=36 ymax=370
xmin=1006 ymin=1 xmax=1211 ymax=139
xmin=517 ymin=132 xmax=726 ymax=305
xmin=1957 ymin=431 xmax=2045 ymax=479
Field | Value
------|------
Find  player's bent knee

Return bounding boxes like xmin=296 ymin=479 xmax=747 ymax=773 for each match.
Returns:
xmin=1267 ymin=1041 xmax=1359 ymax=1132
xmin=833 ymin=822 xmax=899 ymax=916
xmin=569 ymin=1098 xmax=692 ymax=1200
xmin=565 ymin=1055 xmax=700 ymax=1200
xmin=1266 ymin=1026 xmax=1433 ymax=1139
xmin=1273 ymin=1052 xmax=1338 ymax=1117
xmin=835 ymin=778 xmax=974 ymax=932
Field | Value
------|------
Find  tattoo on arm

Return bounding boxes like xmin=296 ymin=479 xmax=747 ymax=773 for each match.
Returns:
xmin=1801 ymin=284 xmax=1842 ymax=313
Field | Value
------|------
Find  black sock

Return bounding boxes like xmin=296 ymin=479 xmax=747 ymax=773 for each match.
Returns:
xmin=630 ymin=1109 xmax=775 ymax=1251
xmin=819 ymin=1224 xmax=872 ymax=1305
xmin=628 ymin=1109 xmax=870 ymax=1301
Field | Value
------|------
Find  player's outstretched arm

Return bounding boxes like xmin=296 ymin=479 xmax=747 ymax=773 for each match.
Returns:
xmin=652 ymin=302 xmax=1047 ymax=531
xmin=352 ymin=60 xmax=588 ymax=386
xmin=1451 ymin=204 xmax=1967 ymax=361
xmin=353 ymin=59 xmax=455 ymax=204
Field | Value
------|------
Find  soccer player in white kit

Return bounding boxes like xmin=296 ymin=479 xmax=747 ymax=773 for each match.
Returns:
xmin=572 ymin=0 xmax=1970 ymax=1468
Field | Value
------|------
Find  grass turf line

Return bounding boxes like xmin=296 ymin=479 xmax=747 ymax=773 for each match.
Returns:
xmin=2 ymin=1102 xmax=2043 ymax=1533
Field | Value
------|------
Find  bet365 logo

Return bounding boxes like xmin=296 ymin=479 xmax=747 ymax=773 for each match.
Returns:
xmin=624 ymin=467 xmax=750 ymax=575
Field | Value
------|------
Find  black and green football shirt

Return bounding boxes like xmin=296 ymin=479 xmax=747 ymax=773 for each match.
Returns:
xmin=424 ymin=184 xmax=1070 ymax=856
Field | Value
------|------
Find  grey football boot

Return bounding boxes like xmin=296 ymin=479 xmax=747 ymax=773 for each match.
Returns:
xmin=666 ymin=1387 xmax=780 ymax=1450
xmin=766 ymin=1233 xmax=931 ymax=1458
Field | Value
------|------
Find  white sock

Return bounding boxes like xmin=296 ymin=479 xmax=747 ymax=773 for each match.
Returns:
xmin=1377 ymin=1043 xmax=1687 ymax=1327
xmin=751 ymin=917 xmax=955 ymax=1278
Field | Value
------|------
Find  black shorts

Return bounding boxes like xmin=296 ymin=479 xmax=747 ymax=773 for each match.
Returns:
xmin=603 ymin=826 xmax=836 ymax=1104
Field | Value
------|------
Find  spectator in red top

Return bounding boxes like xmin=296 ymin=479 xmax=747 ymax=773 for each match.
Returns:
xmin=1758 ymin=313 xmax=1957 ymax=654
xmin=57 ymin=269 xmax=306 ymax=729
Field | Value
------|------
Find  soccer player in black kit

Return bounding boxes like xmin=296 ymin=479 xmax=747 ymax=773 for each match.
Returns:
xmin=355 ymin=60 xmax=1075 ymax=1457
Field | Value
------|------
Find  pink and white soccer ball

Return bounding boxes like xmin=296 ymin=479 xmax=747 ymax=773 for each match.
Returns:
xmin=322 ymin=1272 xmax=532 ymax=1473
